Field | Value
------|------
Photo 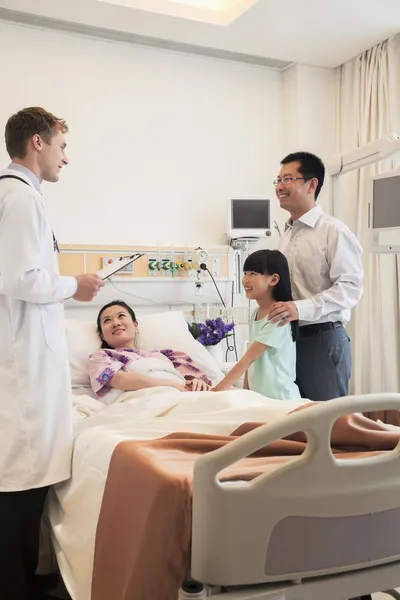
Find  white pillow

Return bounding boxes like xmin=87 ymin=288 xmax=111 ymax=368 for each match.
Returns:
xmin=65 ymin=319 xmax=99 ymax=388
xmin=138 ymin=311 xmax=224 ymax=384
xmin=65 ymin=311 xmax=224 ymax=387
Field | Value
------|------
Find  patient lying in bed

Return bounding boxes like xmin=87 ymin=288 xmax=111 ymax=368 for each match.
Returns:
xmin=89 ymin=301 xmax=212 ymax=404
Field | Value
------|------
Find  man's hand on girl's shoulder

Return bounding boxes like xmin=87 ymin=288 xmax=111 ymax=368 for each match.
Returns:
xmin=268 ymin=301 xmax=299 ymax=326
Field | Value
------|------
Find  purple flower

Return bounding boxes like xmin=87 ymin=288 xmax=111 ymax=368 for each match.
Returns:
xmin=188 ymin=317 xmax=234 ymax=346
xmin=96 ymin=367 xmax=115 ymax=385
xmin=118 ymin=354 xmax=131 ymax=365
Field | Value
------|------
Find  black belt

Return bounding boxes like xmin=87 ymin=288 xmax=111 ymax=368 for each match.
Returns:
xmin=299 ymin=321 xmax=343 ymax=337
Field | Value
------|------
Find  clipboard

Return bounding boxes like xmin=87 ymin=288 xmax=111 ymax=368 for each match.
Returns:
xmin=97 ymin=253 xmax=144 ymax=280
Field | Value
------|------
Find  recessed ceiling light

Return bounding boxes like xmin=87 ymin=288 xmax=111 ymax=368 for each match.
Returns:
xmin=167 ymin=1 xmax=238 ymax=10
xmin=95 ymin=0 xmax=259 ymax=25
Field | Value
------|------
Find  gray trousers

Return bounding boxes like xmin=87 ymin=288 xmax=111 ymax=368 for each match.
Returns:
xmin=295 ymin=323 xmax=351 ymax=401
xmin=296 ymin=325 xmax=368 ymax=600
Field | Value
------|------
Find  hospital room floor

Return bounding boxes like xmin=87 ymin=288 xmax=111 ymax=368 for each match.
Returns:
xmin=46 ymin=589 xmax=387 ymax=599
xmin=46 ymin=585 xmax=391 ymax=599
xmin=48 ymin=592 xmax=394 ymax=599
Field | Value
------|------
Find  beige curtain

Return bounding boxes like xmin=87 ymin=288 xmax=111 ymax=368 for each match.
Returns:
xmin=337 ymin=35 xmax=400 ymax=396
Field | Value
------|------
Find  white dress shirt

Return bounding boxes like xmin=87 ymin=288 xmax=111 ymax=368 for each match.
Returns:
xmin=278 ymin=205 xmax=363 ymax=326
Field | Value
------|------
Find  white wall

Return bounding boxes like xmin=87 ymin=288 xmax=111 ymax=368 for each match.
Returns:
xmin=282 ymin=64 xmax=337 ymax=217
xmin=0 ymin=21 xmax=337 ymax=363
xmin=0 ymin=21 xmax=283 ymax=247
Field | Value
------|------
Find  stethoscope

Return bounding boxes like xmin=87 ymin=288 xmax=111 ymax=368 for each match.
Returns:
xmin=53 ymin=233 xmax=60 ymax=253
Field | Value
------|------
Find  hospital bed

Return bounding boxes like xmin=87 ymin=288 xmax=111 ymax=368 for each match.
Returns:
xmin=190 ymin=393 xmax=400 ymax=600
xmin=50 ymin=313 xmax=400 ymax=600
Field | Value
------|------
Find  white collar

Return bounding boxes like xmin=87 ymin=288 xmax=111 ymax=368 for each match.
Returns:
xmin=0 ymin=166 xmax=37 ymax=193
xmin=8 ymin=163 xmax=41 ymax=193
xmin=286 ymin=204 xmax=323 ymax=229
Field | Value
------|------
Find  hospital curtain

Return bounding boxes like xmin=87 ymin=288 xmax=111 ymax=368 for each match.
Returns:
xmin=337 ymin=34 xmax=400 ymax=395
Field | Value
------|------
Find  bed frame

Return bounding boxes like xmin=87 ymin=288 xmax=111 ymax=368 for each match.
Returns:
xmin=191 ymin=393 xmax=400 ymax=599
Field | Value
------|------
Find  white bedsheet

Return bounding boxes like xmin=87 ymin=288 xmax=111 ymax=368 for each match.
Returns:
xmin=50 ymin=387 xmax=308 ymax=600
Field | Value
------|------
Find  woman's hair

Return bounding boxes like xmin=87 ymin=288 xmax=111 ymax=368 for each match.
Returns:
xmin=96 ymin=300 xmax=137 ymax=349
xmin=243 ymin=249 xmax=298 ymax=341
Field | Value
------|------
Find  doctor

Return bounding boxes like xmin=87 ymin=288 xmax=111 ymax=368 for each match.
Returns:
xmin=0 ymin=107 xmax=104 ymax=600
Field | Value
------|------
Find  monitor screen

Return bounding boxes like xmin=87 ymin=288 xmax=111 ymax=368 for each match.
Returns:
xmin=232 ymin=199 xmax=270 ymax=229
xmin=373 ymin=175 xmax=400 ymax=229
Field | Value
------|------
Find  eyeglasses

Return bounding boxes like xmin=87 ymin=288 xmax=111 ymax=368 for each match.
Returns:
xmin=273 ymin=177 xmax=310 ymax=186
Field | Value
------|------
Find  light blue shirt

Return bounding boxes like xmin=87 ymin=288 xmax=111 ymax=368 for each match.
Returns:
xmin=8 ymin=162 xmax=41 ymax=193
xmin=248 ymin=309 xmax=301 ymax=400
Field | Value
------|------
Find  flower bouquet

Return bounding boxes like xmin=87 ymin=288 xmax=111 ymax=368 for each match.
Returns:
xmin=189 ymin=317 xmax=234 ymax=347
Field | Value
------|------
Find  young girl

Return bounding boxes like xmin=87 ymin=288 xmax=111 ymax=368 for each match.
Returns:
xmin=213 ymin=249 xmax=301 ymax=399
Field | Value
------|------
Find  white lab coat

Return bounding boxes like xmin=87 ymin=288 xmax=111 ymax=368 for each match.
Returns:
xmin=0 ymin=168 xmax=77 ymax=491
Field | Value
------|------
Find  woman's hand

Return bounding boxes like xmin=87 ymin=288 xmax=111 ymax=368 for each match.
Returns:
xmin=170 ymin=382 xmax=186 ymax=392
xmin=185 ymin=378 xmax=211 ymax=392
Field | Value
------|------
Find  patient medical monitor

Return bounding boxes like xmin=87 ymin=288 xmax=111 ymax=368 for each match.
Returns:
xmin=227 ymin=198 xmax=271 ymax=241
xmin=370 ymin=171 xmax=400 ymax=253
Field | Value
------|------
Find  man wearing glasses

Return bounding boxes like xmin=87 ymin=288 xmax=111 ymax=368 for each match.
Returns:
xmin=268 ymin=151 xmax=363 ymax=402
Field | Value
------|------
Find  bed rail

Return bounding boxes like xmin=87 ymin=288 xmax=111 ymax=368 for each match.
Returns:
xmin=191 ymin=393 xmax=400 ymax=586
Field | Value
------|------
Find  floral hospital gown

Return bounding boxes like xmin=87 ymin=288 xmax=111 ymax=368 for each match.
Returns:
xmin=89 ymin=347 xmax=211 ymax=401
